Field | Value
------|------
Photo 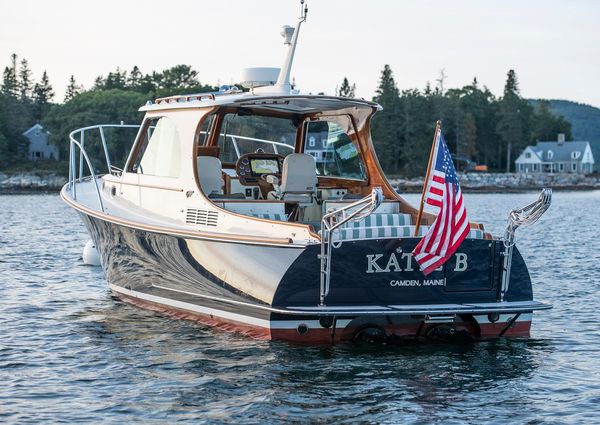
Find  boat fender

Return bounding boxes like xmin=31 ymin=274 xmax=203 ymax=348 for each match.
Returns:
xmin=82 ymin=239 xmax=101 ymax=266
xmin=352 ymin=325 xmax=387 ymax=344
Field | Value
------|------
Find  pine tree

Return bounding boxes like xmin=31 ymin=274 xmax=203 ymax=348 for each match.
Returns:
xmin=18 ymin=58 xmax=33 ymax=101
xmin=65 ymin=75 xmax=82 ymax=101
xmin=32 ymin=70 xmax=54 ymax=120
xmin=1 ymin=54 xmax=18 ymax=97
xmin=1 ymin=67 xmax=18 ymax=97
xmin=33 ymin=70 xmax=54 ymax=103
xmin=336 ymin=77 xmax=356 ymax=98
xmin=372 ymin=65 xmax=401 ymax=173
xmin=127 ymin=66 xmax=143 ymax=89
xmin=496 ymin=69 xmax=530 ymax=172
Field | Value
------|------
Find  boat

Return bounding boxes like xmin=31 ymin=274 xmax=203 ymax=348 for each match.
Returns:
xmin=61 ymin=2 xmax=552 ymax=343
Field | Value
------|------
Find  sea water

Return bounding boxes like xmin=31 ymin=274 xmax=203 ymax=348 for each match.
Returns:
xmin=1 ymin=192 xmax=599 ymax=423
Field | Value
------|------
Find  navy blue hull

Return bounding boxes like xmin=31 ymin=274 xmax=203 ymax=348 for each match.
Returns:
xmin=274 ymin=239 xmax=532 ymax=307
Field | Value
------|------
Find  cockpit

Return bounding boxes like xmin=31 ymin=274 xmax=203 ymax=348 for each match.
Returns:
xmin=193 ymin=100 xmax=376 ymax=227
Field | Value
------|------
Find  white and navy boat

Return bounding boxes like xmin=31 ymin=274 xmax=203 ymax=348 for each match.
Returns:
xmin=62 ymin=3 xmax=552 ymax=343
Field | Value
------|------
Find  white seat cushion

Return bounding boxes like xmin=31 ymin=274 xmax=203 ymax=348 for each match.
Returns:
xmin=197 ymin=156 xmax=223 ymax=196
xmin=280 ymin=154 xmax=317 ymax=203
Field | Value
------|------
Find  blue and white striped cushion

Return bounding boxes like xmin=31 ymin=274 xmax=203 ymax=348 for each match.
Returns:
xmin=331 ymin=225 xmax=485 ymax=241
xmin=251 ymin=213 xmax=289 ymax=221
xmin=343 ymin=213 xmax=413 ymax=228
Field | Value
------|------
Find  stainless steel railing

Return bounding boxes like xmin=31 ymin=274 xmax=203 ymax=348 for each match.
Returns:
xmin=499 ymin=188 xmax=552 ymax=301
xmin=318 ymin=187 xmax=384 ymax=306
xmin=68 ymin=124 xmax=141 ymax=213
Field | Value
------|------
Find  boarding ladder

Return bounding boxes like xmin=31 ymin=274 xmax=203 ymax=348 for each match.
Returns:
xmin=319 ymin=187 xmax=384 ymax=306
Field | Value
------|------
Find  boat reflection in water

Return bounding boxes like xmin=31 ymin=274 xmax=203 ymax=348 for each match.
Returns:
xmin=61 ymin=2 xmax=551 ymax=344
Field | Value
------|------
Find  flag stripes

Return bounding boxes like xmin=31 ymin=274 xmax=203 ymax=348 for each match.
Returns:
xmin=412 ymin=128 xmax=470 ymax=276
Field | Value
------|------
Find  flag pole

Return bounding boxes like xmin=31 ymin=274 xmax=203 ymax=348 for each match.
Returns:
xmin=414 ymin=120 xmax=442 ymax=236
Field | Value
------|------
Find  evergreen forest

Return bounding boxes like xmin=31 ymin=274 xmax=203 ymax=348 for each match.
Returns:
xmin=0 ymin=53 xmax=587 ymax=176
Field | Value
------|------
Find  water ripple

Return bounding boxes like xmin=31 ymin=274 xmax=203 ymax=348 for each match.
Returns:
xmin=1 ymin=192 xmax=599 ymax=423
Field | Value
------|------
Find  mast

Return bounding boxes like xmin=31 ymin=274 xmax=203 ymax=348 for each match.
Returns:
xmin=275 ymin=0 xmax=308 ymax=92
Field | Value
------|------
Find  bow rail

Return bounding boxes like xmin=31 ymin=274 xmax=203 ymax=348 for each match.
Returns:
xmin=68 ymin=124 xmax=141 ymax=213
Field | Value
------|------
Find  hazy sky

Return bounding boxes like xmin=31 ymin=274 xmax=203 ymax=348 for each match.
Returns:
xmin=1 ymin=0 xmax=599 ymax=107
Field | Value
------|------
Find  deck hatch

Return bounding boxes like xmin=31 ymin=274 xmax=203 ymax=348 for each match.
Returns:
xmin=186 ymin=209 xmax=219 ymax=227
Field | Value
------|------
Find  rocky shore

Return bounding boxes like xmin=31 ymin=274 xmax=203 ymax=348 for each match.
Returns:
xmin=0 ymin=172 xmax=68 ymax=193
xmin=1 ymin=171 xmax=599 ymax=194
xmin=390 ymin=172 xmax=600 ymax=193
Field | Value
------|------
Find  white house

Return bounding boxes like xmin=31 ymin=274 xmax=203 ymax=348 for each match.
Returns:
xmin=515 ymin=134 xmax=594 ymax=174
xmin=23 ymin=124 xmax=59 ymax=161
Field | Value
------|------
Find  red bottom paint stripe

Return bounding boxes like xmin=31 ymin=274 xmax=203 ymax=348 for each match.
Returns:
xmin=113 ymin=289 xmax=532 ymax=343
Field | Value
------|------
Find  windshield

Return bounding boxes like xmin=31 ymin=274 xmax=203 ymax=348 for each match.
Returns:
xmin=304 ymin=115 xmax=367 ymax=180
xmin=217 ymin=114 xmax=297 ymax=163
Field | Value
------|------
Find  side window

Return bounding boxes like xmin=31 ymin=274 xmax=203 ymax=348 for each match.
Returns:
xmin=130 ymin=117 xmax=181 ymax=178
xmin=304 ymin=115 xmax=366 ymax=180
xmin=196 ymin=113 xmax=215 ymax=146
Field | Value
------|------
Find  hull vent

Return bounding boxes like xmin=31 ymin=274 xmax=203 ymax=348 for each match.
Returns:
xmin=186 ymin=209 xmax=218 ymax=227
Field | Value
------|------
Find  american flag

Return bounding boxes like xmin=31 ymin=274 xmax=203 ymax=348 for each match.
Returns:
xmin=412 ymin=128 xmax=470 ymax=275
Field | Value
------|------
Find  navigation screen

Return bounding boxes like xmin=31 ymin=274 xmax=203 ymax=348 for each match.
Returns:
xmin=250 ymin=159 xmax=280 ymax=175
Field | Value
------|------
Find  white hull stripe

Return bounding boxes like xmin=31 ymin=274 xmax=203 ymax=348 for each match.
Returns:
xmin=110 ymin=283 xmax=271 ymax=328
xmin=109 ymin=284 xmax=352 ymax=330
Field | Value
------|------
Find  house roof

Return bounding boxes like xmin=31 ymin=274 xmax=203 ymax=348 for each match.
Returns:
xmin=523 ymin=141 xmax=591 ymax=163
xmin=22 ymin=123 xmax=46 ymax=137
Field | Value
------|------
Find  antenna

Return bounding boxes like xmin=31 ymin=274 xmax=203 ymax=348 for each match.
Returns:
xmin=275 ymin=0 xmax=308 ymax=91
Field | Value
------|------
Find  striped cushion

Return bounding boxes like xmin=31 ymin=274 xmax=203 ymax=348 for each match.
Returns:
xmin=251 ymin=213 xmax=289 ymax=221
xmin=332 ymin=226 xmax=428 ymax=241
xmin=331 ymin=225 xmax=485 ymax=241
xmin=343 ymin=213 xmax=413 ymax=228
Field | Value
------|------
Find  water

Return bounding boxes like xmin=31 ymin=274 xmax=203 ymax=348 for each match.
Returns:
xmin=1 ymin=192 xmax=599 ymax=423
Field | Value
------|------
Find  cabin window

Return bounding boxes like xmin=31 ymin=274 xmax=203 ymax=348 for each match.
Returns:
xmin=559 ymin=163 xmax=564 ymax=171
xmin=571 ymin=151 xmax=581 ymax=160
xmin=525 ymin=152 xmax=531 ymax=159
xmin=571 ymin=163 xmax=577 ymax=172
xmin=217 ymin=113 xmax=296 ymax=163
xmin=547 ymin=150 xmax=553 ymax=160
xmin=304 ymin=115 xmax=366 ymax=180
xmin=196 ymin=113 xmax=215 ymax=146
xmin=130 ymin=117 xmax=181 ymax=178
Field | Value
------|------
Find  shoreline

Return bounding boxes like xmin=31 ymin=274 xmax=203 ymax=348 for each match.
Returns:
xmin=1 ymin=171 xmax=599 ymax=194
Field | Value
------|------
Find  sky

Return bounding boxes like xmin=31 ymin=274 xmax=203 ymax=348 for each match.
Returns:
xmin=1 ymin=0 xmax=599 ymax=107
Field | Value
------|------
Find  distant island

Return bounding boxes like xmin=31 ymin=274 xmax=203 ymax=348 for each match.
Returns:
xmin=1 ymin=53 xmax=598 ymax=190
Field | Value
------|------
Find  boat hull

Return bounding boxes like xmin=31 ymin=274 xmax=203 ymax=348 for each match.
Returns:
xmin=80 ymin=211 xmax=544 ymax=344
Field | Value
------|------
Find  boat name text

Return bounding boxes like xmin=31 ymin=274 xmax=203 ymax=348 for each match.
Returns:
xmin=366 ymin=252 xmax=468 ymax=273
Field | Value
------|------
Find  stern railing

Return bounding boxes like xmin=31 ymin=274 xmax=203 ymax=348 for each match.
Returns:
xmin=68 ymin=124 xmax=141 ymax=213
xmin=500 ymin=188 xmax=552 ymax=301
xmin=318 ymin=187 xmax=384 ymax=306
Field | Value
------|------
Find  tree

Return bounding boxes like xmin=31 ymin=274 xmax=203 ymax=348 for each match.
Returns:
xmin=336 ymin=77 xmax=356 ymax=98
xmin=1 ymin=67 xmax=18 ymax=97
xmin=65 ymin=75 xmax=82 ymax=101
xmin=530 ymin=100 xmax=572 ymax=142
xmin=1 ymin=54 xmax=19 ymax=97
xmin=371 ymin=65 xmax=401 ymax=173
xmin=18 ymin=58 xmax=33 ymax=101
xmin=496 ymin=69 xmax=532 ymax=172
xmin=436 ymin=69 xmax=447 ymax=95
xmin=32 ymin=70 xmax=55 ymax=120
